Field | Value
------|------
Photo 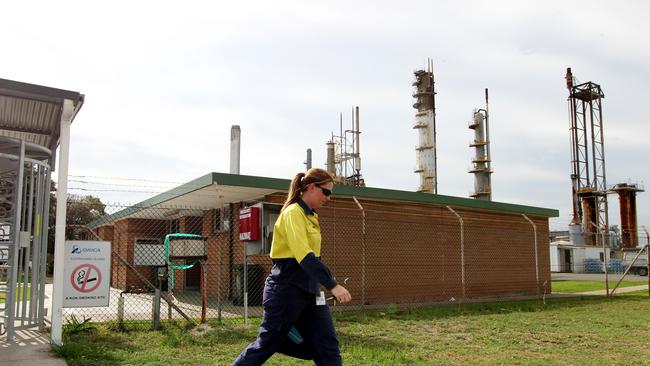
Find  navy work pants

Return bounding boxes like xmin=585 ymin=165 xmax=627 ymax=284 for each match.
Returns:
xmin=232 ymin=278 xmax=342 ymax=366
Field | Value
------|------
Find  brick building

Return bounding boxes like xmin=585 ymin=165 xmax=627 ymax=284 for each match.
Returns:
xmin=91 ymin=172 xmax=558 ymax=306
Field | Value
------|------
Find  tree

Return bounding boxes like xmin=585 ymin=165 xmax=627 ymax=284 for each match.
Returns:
xmin=48 ymin=183 xmax=106 ymax=249
xmin=65 ymin=194 xmax=106 ymax=238
xmin=44 ymin=182 xmax=106 ymax=274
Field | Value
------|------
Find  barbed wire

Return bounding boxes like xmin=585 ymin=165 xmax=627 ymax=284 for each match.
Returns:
xmin=68 ymin=174 xmax=184 ymax=185
xmin=69 ymin=187 xmax=164 ymax=194
xmin=69 ymin=179 xmax=177 ymax=189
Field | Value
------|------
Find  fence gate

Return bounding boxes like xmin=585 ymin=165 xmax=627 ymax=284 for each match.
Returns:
xmin=0 ymin=137 xmax=52 ymax=341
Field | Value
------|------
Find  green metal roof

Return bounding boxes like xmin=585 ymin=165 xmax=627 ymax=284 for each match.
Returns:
xmin=90 ymin=172 xmax=559 ymax=227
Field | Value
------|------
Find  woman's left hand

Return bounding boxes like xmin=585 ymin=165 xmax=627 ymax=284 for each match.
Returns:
xmin=330 ymin=285 xmax=351 ymax=303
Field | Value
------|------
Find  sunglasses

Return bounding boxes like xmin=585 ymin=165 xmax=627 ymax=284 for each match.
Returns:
xmin=318 ymin=186 xmax=332 ymax=197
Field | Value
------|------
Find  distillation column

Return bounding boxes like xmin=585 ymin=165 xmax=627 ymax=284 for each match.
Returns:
xmin=468 ymin=89 xmax=492 ymax=200
xmin=412 ymin=59 xmax=437 ymax=193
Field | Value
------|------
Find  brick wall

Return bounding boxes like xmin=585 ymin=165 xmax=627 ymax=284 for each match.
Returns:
xmin=102 ymin=194 xmax=551 ymax=305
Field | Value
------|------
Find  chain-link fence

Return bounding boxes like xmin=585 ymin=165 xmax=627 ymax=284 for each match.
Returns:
xmin=59 ymin=198 xmax=553 ymax=330
xmin=548 ymin=222 xmax=650 ymax=276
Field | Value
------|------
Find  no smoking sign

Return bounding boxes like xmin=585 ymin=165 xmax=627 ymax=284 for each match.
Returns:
xmin=63 ymin=241 xmax=111 ymax=308
xmin=71 ymin=264 xmax=102 ymax=292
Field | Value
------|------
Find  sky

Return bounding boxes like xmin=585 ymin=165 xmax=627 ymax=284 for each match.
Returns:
xmin=2 ymin=0 xmax=649 ymax=235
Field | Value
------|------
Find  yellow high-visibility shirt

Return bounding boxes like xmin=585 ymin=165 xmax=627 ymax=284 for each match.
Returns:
xmin=270 ymin=202 xmax=321 ymax=262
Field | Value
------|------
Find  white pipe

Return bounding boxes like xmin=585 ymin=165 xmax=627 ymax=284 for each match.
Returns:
xmin=230 ymin=125 xmax=241 ymax=174
xmin=50 ymin=99 xmax=75 ymax=346
xmin=352 ymin=196 xmax=365 ymax=310
xmin=522 ymin=214 xmax=540 ymax=297
xmin=354 ymin=107 xmax=361 ymax=173
xmin=446 ymin=206 xmax=465 ymax=301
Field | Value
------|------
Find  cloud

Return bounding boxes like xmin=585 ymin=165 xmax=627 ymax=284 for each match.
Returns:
xmin=3 ymin=0 xmax=649 ymax=229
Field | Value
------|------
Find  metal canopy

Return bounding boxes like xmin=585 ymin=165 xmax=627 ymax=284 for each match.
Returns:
xmin=90 ymin=173 xmax=282 ymax=226
xmin=0 ymin=77 xmax=83 ymax=344
xmin=0 ymin=78 xmax=84 ymax=155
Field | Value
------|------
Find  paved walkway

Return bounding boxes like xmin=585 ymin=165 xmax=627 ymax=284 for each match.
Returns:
xmin=575 ymin=284 xmax=648 ymax=296
xmin=0 ymin=328 xmax=66 ymax=366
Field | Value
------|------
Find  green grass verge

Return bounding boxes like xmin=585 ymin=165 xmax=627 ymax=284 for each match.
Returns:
xmin=54 ymin=292 xmax=650 ymax=366
xmin=0 ymin=284 xmax=30 ymax=304
xmin=552 ymin=280 xmax=647 ymax=293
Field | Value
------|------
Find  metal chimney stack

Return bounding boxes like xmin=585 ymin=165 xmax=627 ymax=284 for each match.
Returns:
xmin=468 ymin=89 xmax=492 ymax=200
xmin=611 ymin=183 xmax=644 ymax=248
xmin=326 ymin=141 xmax=335 ymax=176
xmin=305 ymin=148 xmax=312 ymax=170
xmin=230 ymin=125 xmax=241 ymax=174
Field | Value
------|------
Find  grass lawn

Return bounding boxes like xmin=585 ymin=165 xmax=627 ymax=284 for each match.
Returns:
xmin=0 ymin=283 xmax=30 ymax=304
xmin=552 ymin=279 xmax=648 ymax=293
xmin=54 ymin=292 xmax=650 ymax=365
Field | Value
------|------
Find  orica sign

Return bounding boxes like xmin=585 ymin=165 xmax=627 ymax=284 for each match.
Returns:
xmin=71 ymin=245 xmax=101 ymax=254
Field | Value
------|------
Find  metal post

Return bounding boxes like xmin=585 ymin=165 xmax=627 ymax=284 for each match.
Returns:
xmin=602 ymin=229 xmax=609 ymax=296
xmin=153 ymin=289 xmax=161 ymax=330
xmin=200 ymin=260 xmax=206 ymax=324
xmin=641 ymin=225 xmax=650 ymax=296
xmin=243 ymin=237 xmax=248 ymax=326
xmin=217 ymin=199 xmax=223 ymax=323
xmin=30 ymin=165 xmax=43 ymax=322
xmin=446 ymin=206 xmax=465 ymax=301
xmin=611 ymin=244 xmax=648 ymax=295
xmin=522 ymin=214 xmax=540 ymax=297
xmin=21 ymin=164 xmax=35 ymax=325
xmin=51 ymin=99 xmax=75 ymax=346
xmin=38 ymin=167 xmax=52 ymax=329
xmin=352 ymin=197 xmax=365 ymax=313
xmin=6 ymin=140 xmax=26 ymax=341
xmin=117 ymin=294 xmax=124 ymax=328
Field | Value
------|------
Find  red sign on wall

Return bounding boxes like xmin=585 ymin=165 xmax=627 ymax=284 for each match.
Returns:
xmin=239 ymin=206 xmax=260 ymax=241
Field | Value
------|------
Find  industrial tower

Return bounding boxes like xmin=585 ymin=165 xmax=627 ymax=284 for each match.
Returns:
xmin=565 ymin=68 xmax=609 ymax=246
xmin=611 ymin=183 xmax=644 ymax=248
xmin=468 ymin=88 xmax=492 ymax=200
xmin=326 ymin=106 xmax=364 ymax=186
xmin=412 ymin=59 xmax=437 ymax=193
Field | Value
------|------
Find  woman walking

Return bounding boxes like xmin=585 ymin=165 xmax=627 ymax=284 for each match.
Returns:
xmin=232 ymin=168 xmax=351 ymax=366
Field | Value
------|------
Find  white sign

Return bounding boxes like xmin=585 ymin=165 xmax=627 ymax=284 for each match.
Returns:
xmin=134 ymin=243 xmax=165 ymax=266
xmin=63 ymin=240 xmax=111 ymax=308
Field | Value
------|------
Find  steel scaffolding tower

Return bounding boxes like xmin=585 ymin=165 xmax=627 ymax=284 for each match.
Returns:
xmin=326 ymin=107 xmax=364 ymax=186
xmin=566 ymin=68 xmax=609 ymax=246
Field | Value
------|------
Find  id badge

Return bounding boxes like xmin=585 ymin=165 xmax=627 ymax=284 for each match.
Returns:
xmin=315 ymin=291 xmax=326 ymax=306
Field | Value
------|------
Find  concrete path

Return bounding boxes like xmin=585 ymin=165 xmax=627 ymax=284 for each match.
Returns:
xmin=0 ymin=328 xmax=66 ymax=366
xmin=576 ymin=285 xmax=649 ymax=296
